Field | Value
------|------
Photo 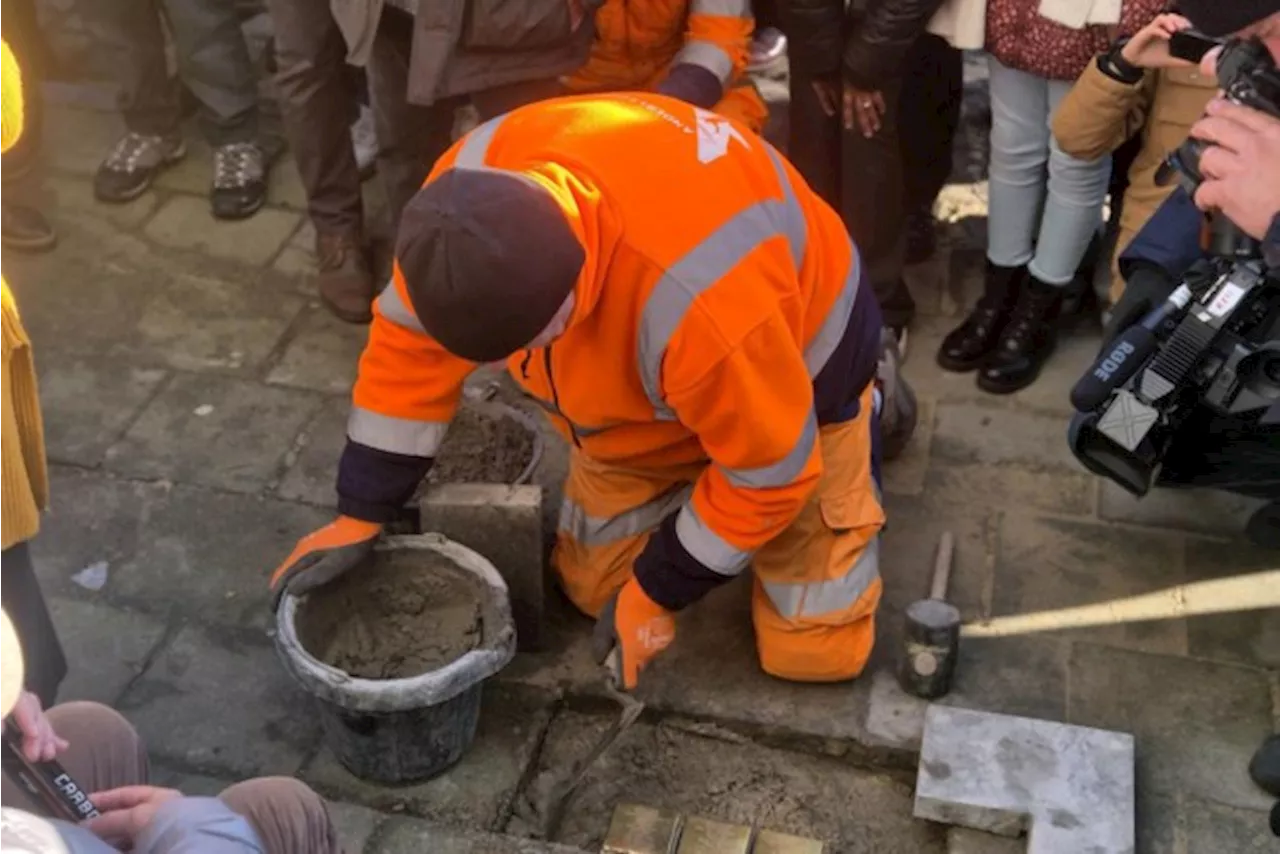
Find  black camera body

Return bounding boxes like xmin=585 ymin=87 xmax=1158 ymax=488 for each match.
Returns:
xmin=1069 ymin=37 xmax=1280 ymax=498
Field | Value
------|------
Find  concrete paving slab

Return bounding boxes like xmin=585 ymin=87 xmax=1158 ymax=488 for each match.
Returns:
xmin=1184 ymin=798 xmax=1276 ymax=853
xmin=132 ymin=269 xmax=306 ymax=375
xmin=47 ymin=596 xmax=169 ymax=705
xmin=43 ymin=104 xmax=125 ymax=175
xmin=266 ymin=304 xmax=368 ymax=394
xmin=993 ymin=515 xmax=1188 ymax=656
xmin=1134 ymin=790 xmax=1178 ymax=854
xmin=1184 ymin=539 xmax=1280 ymax=669
xmin=863 ymin=670 xmax=930 ymax=753
xmin=276 ymin=397 xmax=346 ymax=506
xmin=931 ymin=402 xmax=1080 ymax=472
xmin=144 ymin=195 xmax=302 ymax=266
xmin=374 ymin=818 xmax=590 ymax=854
xmin=118 ymin=623 xmax=321 ymax=777
xmin=420 ymin=484 xmax=545 ymax=652
xmin=914 ymin=705 xmax=1135 ymax=854
xmin=1098 ymin=481 xmax=1260 ymax=536
xmin=946 ymin=828 xmax=1025 ymax=854
xmin=882 ymin=396 xmax=935 ymax=497
xmin=46 ymin=174 xmax=161 ymax=229
xmin=326 ymin=801 xmax=389 ymax=854
xmin=301 ymin=684 xmax=556 ymax=827
xmin=878 ymin=494 xmax=992 ymax=620
xmin=512 ymin=710 xmax=945 ymax=852
xmin=902 ymin=245 xmax=949 ymax=317
xmin=105 ymin=373 xmax=323 ymax=494
xmin=1066 ymin=643 xmax=1274 ymax=811
xmin=35 ymin=357 xmax=169 ymax=467
xmin=921 ymin=464 xmax=1096 ymax=518
xmin=942 ymin=636 xmax=1068 ymax=723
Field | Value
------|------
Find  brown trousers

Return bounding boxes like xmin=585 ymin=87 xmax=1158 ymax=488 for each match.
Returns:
xmin=1 ymin=702 xmax=342 ymax=854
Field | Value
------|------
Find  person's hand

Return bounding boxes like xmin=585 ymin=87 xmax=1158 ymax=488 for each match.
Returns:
xmin=1119 ymin=13 xmax=1195 ymax=69
xmin=82 ymin=786 xmax=182 ymax=848
xmin=268 ymin=516 xmax=382 ymax=607
xmin=811 ymin=78 xmax=885 ymax=137
xmin=1189 ymin=98 xmax=1280 ymax=239
xmin=591 ymin=578 xmax=675 ymax=691
xmin=5 ymin=691 xmax=68 ymax=762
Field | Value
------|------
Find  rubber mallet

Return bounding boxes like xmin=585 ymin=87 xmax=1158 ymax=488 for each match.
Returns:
xmin=898 ymin=531 xmax=961 ymax=700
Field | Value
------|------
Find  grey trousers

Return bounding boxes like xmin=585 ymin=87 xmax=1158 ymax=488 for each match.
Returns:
xmin=85 ymin=0 xmax=260 ymax=145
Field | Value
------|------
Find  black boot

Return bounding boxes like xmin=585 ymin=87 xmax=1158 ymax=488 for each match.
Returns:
xmin=977 ymin=274 xmax=1062 ymax=394
xmin=936 ymin=262 xmax=1025 ymax=373
xmin=1252 ymin=734 xmax=1280 ymax=798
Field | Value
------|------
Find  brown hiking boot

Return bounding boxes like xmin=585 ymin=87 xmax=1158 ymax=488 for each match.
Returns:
xmin=316 ymin=232 xmax=375 ymax=324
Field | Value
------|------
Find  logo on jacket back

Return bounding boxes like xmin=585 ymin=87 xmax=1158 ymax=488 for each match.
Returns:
xmin=694 ymin=108 xmax=747 ymax=164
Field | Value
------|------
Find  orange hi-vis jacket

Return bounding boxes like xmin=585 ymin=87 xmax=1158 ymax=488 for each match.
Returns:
xmin=338 ymin=94 xmax=883 ymax=610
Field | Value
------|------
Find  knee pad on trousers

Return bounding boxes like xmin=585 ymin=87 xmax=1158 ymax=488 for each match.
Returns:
xmin=751 ymin=594 xmax=877 ymax=683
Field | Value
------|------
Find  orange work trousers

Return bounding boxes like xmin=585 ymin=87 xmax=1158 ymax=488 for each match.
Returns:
xmin=553 ymin=386 xmax=884 ymax=682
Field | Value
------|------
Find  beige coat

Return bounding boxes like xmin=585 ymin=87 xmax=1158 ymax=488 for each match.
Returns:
xmin=331 ymin=0 xmax=597 ymax=106
xmin=1053 ymin=59 xmax=1217 ymax=300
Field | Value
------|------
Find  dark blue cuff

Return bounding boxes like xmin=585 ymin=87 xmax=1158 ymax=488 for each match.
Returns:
xmin=336 ymin=440 xmax=433 ymax=523
xmin=655 ymin=63 xmax=724 ymax=109
xmin=633 ymin=511 xmax=733 ymax=611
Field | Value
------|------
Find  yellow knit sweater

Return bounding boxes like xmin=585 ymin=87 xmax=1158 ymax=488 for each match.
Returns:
xmin=2 ymin=40 xmax=49 ymax=549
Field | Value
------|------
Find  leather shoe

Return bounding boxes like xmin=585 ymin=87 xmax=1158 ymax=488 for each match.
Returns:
xmin=977 ymin=274 xmax=1062 ymax=395
xmin=316 ymin=232 xmax=375 ymax=324
xmin=937 ymin=262 xmax=1024 ymax=373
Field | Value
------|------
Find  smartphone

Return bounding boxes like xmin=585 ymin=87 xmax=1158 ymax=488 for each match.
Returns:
xmin=1169 ymin=29 xmax=1223 ymax=64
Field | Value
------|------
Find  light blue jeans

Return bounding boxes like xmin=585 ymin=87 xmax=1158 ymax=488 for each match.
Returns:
xmin=986 ymin=57 xmax=1111 ymax=287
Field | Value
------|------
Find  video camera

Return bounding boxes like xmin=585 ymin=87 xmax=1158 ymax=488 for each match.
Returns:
xmin=1067 ymin=36 xmax=1280 ymax=497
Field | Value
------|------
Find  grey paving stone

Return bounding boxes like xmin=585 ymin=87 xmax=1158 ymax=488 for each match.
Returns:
xmin=117 ymin=623 xmax=321 ymax=777
xmin=36 ymin=357 xmax=169 ymax=467
xmin=272 ymin=244 xmax=316 ymax=278
xmin=931 ymin=402 xmax=1080 ymax=472
xmin=374 ymin=818 xmax=589 ymax=854
xmin=43 ymin=104 xmax=125 ymax=175
xmin=1066 ymin=643 xmax=1274 ymax=812
xmin=267 ymin=153 xmax=310 ymax=211
xmin=902 ymin=246 xmax=948 ymax=317
xmin=301 ymin=683 xmax=555 ymax=827
xmin=1134 ymin=790 xmax=1178 ymax=854
xmin=1185 ymin=539 xmax=1280 ymax=670
xmin=105 ymin=373 xmax=324 ymax=494
xmin=144 ymin=195 xmax=302 ymax=266
xmin=276 ymin=397 xmax=346 ymax=506
xmin=420 ymin=484 xmax=545 ymax=652
xmin=879 ymin=494 xmax=992 ymax=620
xmin=921 ymin=465 xmax=1095 ymax=517
xmin=46 ymin=173 xmax=160 ymax=229
xmin=915 ymin=706 xmax=1134 ymax=854
xmin=941 ymin=635 xmax=1068 ymax=723
xmin=509 ymin=710 xmax=945 ymax=853
xmin=946 ymin=827 xmax=1026 ymax=854
xmin=132 ymin=268 xmax=306 ymax=376
xmin=33 ymin=466 xmax=332 ymax=630
xmin=1184 ymin=798 xmax=1276 ymax=853
xmin=1098 ymin=480 xmax=1259 ymax=536
xmin=46 ymin=597 xmax=169 ymax=705
xmin=265 ymin=305 xmax=368 ymax=394
xmin=326 ymin=801 xmax=388 ymax=854
xmin=863 ymin=669 xmax=929 ymax=753
xmin=993 ymin=515 xmax=1188 ymax=655
xmin=882 ymin=396 xmax=935 ymax=497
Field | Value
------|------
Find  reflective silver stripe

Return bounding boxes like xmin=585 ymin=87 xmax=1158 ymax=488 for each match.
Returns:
xmin=675 ymin=504 xmax=753 ymax=575
xmin=454 ymin=115 xmax=506 ymax=169
xmin=692 ymin=0 xmax=751 ymax=18
xmin=802 ymin=250 xmax=859 ymax=377
xmin=375 ymin=280 xmax=425 ymax=332
xmin=637 ymin=191 xmax=806 ymax=414
xmin=347 ymin=407 xmax=448 ymax=456
xmin=721 ymin=411 xmax=817 ymax=488
xmin=763 ymin=146 xmax=807 ymax=267
xmin=559 ymin=484 xmax=692 ymax=546
xmin=675 ymin=40 xmax=735 ymax=82
xmin=763 ymin=537 xmax=881 ymax=619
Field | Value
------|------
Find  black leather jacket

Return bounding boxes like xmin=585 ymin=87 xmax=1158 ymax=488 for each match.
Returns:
xmin=783 ymin=0 xmax=947 ymax=89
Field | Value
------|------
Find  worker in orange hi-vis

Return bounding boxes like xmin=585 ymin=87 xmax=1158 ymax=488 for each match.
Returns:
xmin=269 ymin=93 xmax=899 ymax=691
xmin=561 ymin=0 xmax=769 ymax=133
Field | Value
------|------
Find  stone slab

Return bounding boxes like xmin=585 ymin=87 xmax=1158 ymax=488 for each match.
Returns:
xmin=863 ymin=670 xmax=930 ymax=753
xmin=35 ymin=357 xmax=168 ymax=467
xmin=301 ymin=683 xmax=555 ymax=827
xmin=373 ymin=818 xmax=590 ymax=854
xmin=46 ymin=174 xmax=161 ymax=229
xmin=44 ymin=104 xmax=125 ymax=175
xmin=602 ymin=805 xmax=682 ymax=854
xmin=144 ymin=195 xmax=302 ymax=266
xmin=1098 ymin=481 xmax=1260 ymax=536
xmin=993 ymin=515 xmax=1188 ymax=655
xmin=922 ymin=465 xmax=1095 ymax=517
xmin=276 ymin=397 xmax=347 ymax=506
xmin=266 ymin=305 xmax=368 ymax=394
xmin=882 ymin=396 xmax=935 ymax=497
xmin=105 ymin=373 xmax=323 ymax=494
xmin=420 ymin=483 xmax=545 ymax=652
xmin=510 ymin=710 xmax=945 ymax=852
xmin=675 ymin=816 xmax=752 ymax=854
xmin=915 ymin=705 xmax=1134 ymax=854
xmin=878 ymin=494 xmax=992 ymax=620
xmin=931 ymin=402 xmax=1080 ymax=472
xmin=1066 ymin=643 xmax=1274 ymax=811
xmin=942 ymin=636 xmax=1068 ymax=724
xmin=46 ymin=597 xmax=169 ymax=705
xmin=1184 ymin=798 xmax=1277 ymax=853
xmin=117 ymin=623 xmax=321 ymax=777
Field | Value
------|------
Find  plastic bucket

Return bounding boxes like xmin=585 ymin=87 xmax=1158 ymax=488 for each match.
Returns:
xmin=275 ymin=534 xmax=516 ymax=783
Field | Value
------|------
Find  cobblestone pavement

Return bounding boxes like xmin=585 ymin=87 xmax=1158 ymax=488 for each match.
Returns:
xmin=4 ymin=94 xmax=1276 ymax=854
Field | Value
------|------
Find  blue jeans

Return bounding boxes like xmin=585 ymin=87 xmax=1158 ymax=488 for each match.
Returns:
xmin=986 ymin=57 xmax=1111 ymax=286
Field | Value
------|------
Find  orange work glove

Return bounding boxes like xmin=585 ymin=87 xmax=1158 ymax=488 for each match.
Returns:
xmin=591 ymin=577 xmax=676 ymax=691
xmin=269 ymin=516 xmax=382 ymax=607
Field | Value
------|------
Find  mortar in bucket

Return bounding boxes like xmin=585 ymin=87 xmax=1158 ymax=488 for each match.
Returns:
xmin=275 ymin=534 xmax=516 ymax=783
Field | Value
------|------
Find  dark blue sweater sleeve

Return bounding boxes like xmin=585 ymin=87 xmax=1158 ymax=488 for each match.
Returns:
xmin=1117 ymin=188 xmax=1204 ymax=284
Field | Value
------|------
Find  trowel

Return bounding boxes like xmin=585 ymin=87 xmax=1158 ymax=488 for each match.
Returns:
xmin=540 ymin=649 xmax=645 ymax=838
